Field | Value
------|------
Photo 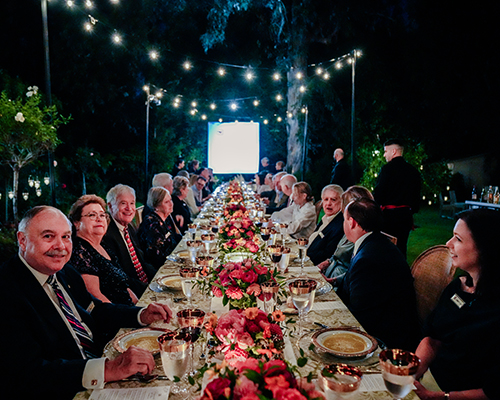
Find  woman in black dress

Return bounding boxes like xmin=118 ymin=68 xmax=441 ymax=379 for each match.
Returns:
xmin=138 ymin=187 xmax=178 ymax=269
xmin=415 ymin=209 xmax=500 ymax=400
xmin=171 ymin=176 xmax=192 ymax=234
xmin=69 ymin=195 xmax=138 ymax=305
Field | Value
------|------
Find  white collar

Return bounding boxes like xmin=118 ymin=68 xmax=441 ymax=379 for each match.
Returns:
xmin=353 ymin=231 xmax=373 ymax=257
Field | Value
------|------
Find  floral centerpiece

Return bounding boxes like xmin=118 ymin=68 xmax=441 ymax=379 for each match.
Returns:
xmin=210 ymin=258 xmax=277 ymax=309
xmin=204 ymin=307 xmax=286 ymax=366
xmin=219 ymin=217 xmax=261 ymax=256
xmin=197 ymin=358 xmax=325 ymax=400
xmin=223 ymin=203 xmax=249 ymax=219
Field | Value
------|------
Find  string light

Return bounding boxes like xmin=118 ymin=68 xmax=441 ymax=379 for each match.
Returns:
xmin=335 ymin=61 xmax=342 ymax=69
xmin=149 ymin=50 xmax=159 ymax=60
xmin=66 ymin=0 xmax=74 ymax=7
xmin=295 ymin=71 xmax=304 ymax=80
xmin=85 ymin=0 xmax=93 ymax=9
xmin=210 ymin=103 xmax=216 ymax=110
xmin=276 ymin=94 xmax=283 ymax=102
xmin=217 ymin=67 xmax=225 ymax=76
xmin=191 ymin=101 xmax=197 ymax=107
xmin=112 ymin=32 xmax=122 ymax=44
xmin=110 ymin=0 xmax=120 ymax=3
xmin=183 ymin=61 xmax=192 ymax=70
xmin=273 ymin=72 xmax=281 ymax=81
xmin=230 ymin=103 xmax=238 ymax=110
xmin=253 ymin=100 xmax=259 ymax=106
xmin=201 ymin=114 xmax=207 ymax=120
xmin=277 ymin=116 xmax=282 ymax=122
xmin=299 ymin=85 xmax=306 ymax=93
xmin=84 ymin=22 xmax=93 ymax=31
xmin=323 ymin=72 xmax=330 ymax=80
xmin=263 ymin=119 xmax=269 ymax=124
xmin=315 ymin=67 xmax=323 ymax=75
xmin=245 ymin=70 xmax=254 ymax=81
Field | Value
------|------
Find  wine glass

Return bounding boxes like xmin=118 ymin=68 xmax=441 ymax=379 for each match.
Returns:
xmin=296 ymin=238 xmax=309 ymax=277
xmin=179 ymin=267 xmax=200 ymax=307
xmin=158 ymin=333 xmax=190 ymax=394
xmin=261 ymin=280 xmax=280 ymax=314
xmin=201 ymin=233 xmax=216 ymax=255
xmin=279 ymin=223 xmax=288 ymax=245
xmin=268 ymin=244 xmax=284 ymax=272
xmin=279 ymin=246 xmax=291 ymax=273
xmin=379 ymin=349 xmax=420 ymax=399
xmin=210 ymin=220 xmax=219 ymax=234
xmin=186 ymin=240 xmax=202 ymax=266
xmin=301 ymin=279 xmax=317 ymax=325
xmin=187 ymin=224 xmax=197 ymax=240
xmin=288 ymin=279 xmax=315 ymax=336
xmin=177 ymin=309 xmax=206 ymax=376
xmin=320 ymin=364 xmax=363 ymax=400
xmin=260 ymin=227 xmax=271 ymax=252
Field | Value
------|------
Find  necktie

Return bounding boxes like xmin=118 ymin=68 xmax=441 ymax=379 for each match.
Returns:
xmin=123 ymin=227 xmax=148 ymax=283
xmin=47 ymin=275 xmax=97 ymax=359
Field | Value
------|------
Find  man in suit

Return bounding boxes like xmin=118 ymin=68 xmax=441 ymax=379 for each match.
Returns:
xmin=267 ymin=173 xmax=296 ymax=214
xmin=0 ymin=206 xmax=172 ymax=399
xmin=330 ymin=148 xmax=353 ymax=190
xmin=337 ymin=198 xmax=421 ymax=350
xmin=103 ymin=184 xmax=156 ymax=294
xmin=307 ymin=184 xmax=345 ymax=265
xmin=373 ymin=139 xmax=421 ymax=258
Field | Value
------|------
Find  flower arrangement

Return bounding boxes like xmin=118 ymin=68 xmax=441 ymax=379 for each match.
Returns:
xmin=224 ymin=203 xmax=249 ymax=219
xmin=204 ymin=308 xmax=285 ymax=366
xmin=219 ymin=217 xmax=261 ymax=255
xmin=210 ymin=258 xmax=277 ymax=309
xmin=197 ymin=358 xmax=325 ymax=400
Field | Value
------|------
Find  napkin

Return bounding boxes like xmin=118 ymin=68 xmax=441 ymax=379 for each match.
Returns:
xmin=90 ymin=386 xmax=170 ymax=400
xmin=211 ymin=296 xmax=228 ymax=316
xmin=312 ymin=301 xmax=348 ymax=311
xmin=283 ymin=334 xmax=298 ymax=366
xmin=287 ymin=266 xmax=320 ymax=273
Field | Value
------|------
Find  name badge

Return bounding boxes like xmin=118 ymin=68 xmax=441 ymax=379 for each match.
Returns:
xmin=165 ymin=232 xmax=171 ymax=240
xmin=86 ymin=301 xmax=95 ymax=313
xmin=451 ymin=293 xmax=465 ymax=309
xmin=319 ymin=232 xmax=325 ymax=239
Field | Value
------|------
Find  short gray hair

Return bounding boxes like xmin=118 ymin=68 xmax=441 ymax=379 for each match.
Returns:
xmin=147 ymin=186 xmax=169 ymax=209
xmin=152 ymin=173 xmax=172 ymax=188
xmin=106 ymin=184 xmax=136 ymax=208
xmin=172 ymin=176 xmax=189 ymax=196
xmin=280 ymin=174 xmax=297 ymax=191
xmin=321 ymin=184 xmax=343 ymax=198
xmin=18 ymin=206 xmax=71 ymax=234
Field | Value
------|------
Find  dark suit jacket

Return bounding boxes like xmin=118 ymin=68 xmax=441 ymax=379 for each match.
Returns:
xmin=307 ymin=213 xmax=344 ymax=265
xmin=0 ymin=256 xmax=142 ymax=399
xmin=330 ymin=158 xmax=353 ymax=190
xmin=266 ymin=193 xmax=289 ymax=214
xmin=337 ymin=232 xmax=421 ymax=350
xmin=102 ymin=218 xmax=156 ymax=295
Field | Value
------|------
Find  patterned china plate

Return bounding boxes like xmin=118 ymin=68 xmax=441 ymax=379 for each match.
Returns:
xmin=113 ymin=328 xmax=169 ymax=355
xmin=156 ymin=274 xmax=183 ymax=291
xmin=311 ymin=327 xmax=378 ymax=359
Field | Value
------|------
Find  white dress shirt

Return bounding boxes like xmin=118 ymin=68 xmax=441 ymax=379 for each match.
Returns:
xmin=272 ymin=201 xmax=317 ymax=238
xmin=308 ymin=212 xmax=339 ymax=244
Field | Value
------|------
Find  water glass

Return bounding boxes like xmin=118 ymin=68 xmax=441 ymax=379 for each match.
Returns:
xmin=261 ymin=280 xmax=280 ymax=314
xmin=320 ymin=364 xmax=363 ymax=400
xmin=158 ymin=334 xmax=190 ymax=394
xmin=379 ymin=349 xmax=420 ymax=399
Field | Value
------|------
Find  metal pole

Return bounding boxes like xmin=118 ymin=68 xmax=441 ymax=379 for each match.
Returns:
xmin=145 ymin=91 xmax=151 ymax=198
xmin=350 ymin=50 xmax=357 ymax=181
xmin=41 ymin=0 xmax=56 ymax=206
xmin=301 ymin=107 xmax=309 ymax=181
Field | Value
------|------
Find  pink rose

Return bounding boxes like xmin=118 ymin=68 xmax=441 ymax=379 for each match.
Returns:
xmin=226 ymin=286 xmax=243 ymax=300
xmin=234 ymin=376 xmax=259 ymax=398
xmin=246 ymin=283 xmax=261 ymax=296
xmin=204 ymin=377 xmax=232 ymax=400
xmin=275 ymin=388 xmax=308 ymax=400
xmin=212 ymin=286 xmax=223 ymax=297
xmin=235 ymin=357 xmax=261 ymax=374
xmin=230 ymin=269 xmax=243 ymax=280
xmin=265 ymin=375 xmax=291 ymax=398
xmin=241 ymin=270 xmax=258 ymax=283
xmin=236 ymin=331 xmax=254 ymax=349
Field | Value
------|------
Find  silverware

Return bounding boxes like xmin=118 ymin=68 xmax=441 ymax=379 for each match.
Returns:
xmin=314 ymin=322 xmax=329 ymax=329
xmin=173 ymin=297 xmax=186 ymax=303
xmin=122 ymin=374 xmax=170 ymax=382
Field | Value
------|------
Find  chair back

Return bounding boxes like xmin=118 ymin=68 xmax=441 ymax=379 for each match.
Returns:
xmin=315 ymin=200 xmax=323 ymax=223
xmin=411 ymin=245 xmax=456 ymax=323
xmin=131 ymin=205 xmax=144 ymax=230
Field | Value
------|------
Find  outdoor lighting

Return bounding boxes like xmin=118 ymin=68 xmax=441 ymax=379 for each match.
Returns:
xmin=335 ymin=62 xmax=342 ymax=69
xmin=201 ymin=114 xmax=207 ymax=120
xmin=44 ymin=174 xmax=50 ymax=185
xmin=296 ymin=71 xmax=303 ymax=80
xmin=253 ymin=100 xmax=259 ymax=106
xmin=277 ymin=116 xmax=282 ymax=122
xmin=28 ymin=175 xmax=34 ymax=187
xmin=85 ymin=0 xmax=93 ymax=9
xmin=355 ymin=50 xmax=362 ymax=57
xmin=276 ymin=94 xmax=283 ymax=101
xmin=229 ymin=103 xmax=237 ymax=110
xmin=301 ymin=108 xmax=307 ymax=113
xmin=183 ymin=61 xmax=192 ymax=70
xmin=36 ymin=188 xmax=42 ymax=197
xmin=66 ymin=0 xmax=74 ymax=7
xmin=112 ymin=33 xmax=122 ymax=44
xmin=273 ymin=72 xmax=281 ymax=81
xmin=23 ymin=192 xmax=29 ymax=201
xmin=190 ymin=109 xmax=197 ymax=115
xmin=446 ymin=186 xmax=450 ymax=191
xmin=191 ymin=101 xmax=197 ymax=107
xmin=8 ymin=191 xmax=14 ymax=200
xmin=428 ymin=200 xmax=432 ymax=206
xmin=149 ymin=50 xmax=159 ymax=60
xmin=323 ymin=72 xmax=330 ymax=80
xmin=316 ymin=67 xmax=323 ymax=75
xmin=110 ymin=0 xmax=119 ymax=4
xmin=217 ymin=67 xmax=225 ymax=76
xmin=218 ymin=118 xmax=223 ymax=122
xmin=84 ymin=22 xmax=93 ymax=32
xmin=34 ymin=179 xmax=41 ymax=189
xmin=299 ymin=85 xmax=306 ymax=93
xmin=210 ymin=103 xmax=216 ymax=110
xmin=245 ymin=71 xmax=254 ymax=81
xmin=263 ymin=119 xmax=269 ymax=124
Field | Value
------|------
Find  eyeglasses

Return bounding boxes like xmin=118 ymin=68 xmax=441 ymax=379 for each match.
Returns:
xmin=82 ymin=212 xmax=108 ymax=221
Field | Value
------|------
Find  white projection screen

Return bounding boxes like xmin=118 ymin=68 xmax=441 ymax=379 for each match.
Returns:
xmin=208 ymin=122 xmax=260 ymax=174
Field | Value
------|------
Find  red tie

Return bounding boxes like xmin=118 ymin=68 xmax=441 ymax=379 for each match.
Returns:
xmin=123 ymin=227 xmax=148 ymax=283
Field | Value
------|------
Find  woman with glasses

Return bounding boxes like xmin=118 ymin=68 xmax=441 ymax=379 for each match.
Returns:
xmin=69 ymin=195 xmax=138 ymax=305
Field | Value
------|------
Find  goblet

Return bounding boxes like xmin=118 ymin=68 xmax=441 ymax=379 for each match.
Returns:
xmin=296 ymin=238 xmax=309 ymax=277
xmin=268 ymin=244 xmax=284 ymax=272
xmin=320 ymin=364 xmax=363 ymax=400
xmin=254 ymin=217 xmax=263 ymax=229
xmin=278 ymin=246 xmax=291 ymax=273
xmin=198 ymin=224 xmax=210 ymax=237
xmin=279 ymin=223 xmax=288 ymax=245
xmin=210 ymin=220 xmax=219 ymax=234
xmin=179 ymin=266 xmax=200 ymax=307
xmin=187 ymin=224 xmax=197 ymax=240
xmin=260 ymin=227 xmax=271 ymax=251
xmin=379 ymin=349 xmax=420 ymax=400
xmin=186 ymin=240 xmax=203 ymax=266
xmin=158 ymin=333 xmax=190 ymax=394
xmin=201 ymin=233 xmax=216 ymax=255
xmin=177 ymin=309 xmax=206 ymax=376
xmin=261 ymin=280 xmax=280 ymax=314
xmin=301 ymin=279 xmax=317 ymax=324
xmin=288 ymin=278 xmax=316 ymax=336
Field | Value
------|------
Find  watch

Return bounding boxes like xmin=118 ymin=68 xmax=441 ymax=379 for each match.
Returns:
xmin=443 ymin=392 xmax=450 ymax=399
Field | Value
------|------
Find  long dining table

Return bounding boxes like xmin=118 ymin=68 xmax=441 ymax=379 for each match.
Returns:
xmin=74 ymin=190 xmax=420 ymax=400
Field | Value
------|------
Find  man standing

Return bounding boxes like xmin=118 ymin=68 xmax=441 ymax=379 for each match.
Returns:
xmin=373 ymin=139 xmax=421 ymax=258
xmin=103 ymin=184 xmax=156 ymax=294
xmin=0 ymin=206 xmax=172 ymax=399
xmin=337 ymin=198 xmax=421 ymax=350
xmin=330 ymin=148 xmax=353 ymax=190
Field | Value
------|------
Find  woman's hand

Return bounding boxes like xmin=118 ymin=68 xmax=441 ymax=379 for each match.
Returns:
xmin=317 ymin=260 xmax=330 ymax=272
xmin=414 ymin=382 xmax=445 ymax=400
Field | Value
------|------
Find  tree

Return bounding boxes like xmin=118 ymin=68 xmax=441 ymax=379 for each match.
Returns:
xmin=0 ymin=86 xmax=68 ymax=221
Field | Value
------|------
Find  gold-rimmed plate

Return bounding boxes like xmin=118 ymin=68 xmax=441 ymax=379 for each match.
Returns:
xmin=312 ymin=328 xmax=378 ymax=359
xmin=113 ymin=328 xmax=169 ymax=355
xmin=156 ymin=274 xmax=183 ymax=291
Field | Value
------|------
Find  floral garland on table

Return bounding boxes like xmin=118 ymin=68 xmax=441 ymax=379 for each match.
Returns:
xmin=204 ymin=307 xmax=286 ymax=366
xmin=196 ymin=358 xmax=325 ymax=400
xmin=210 ymin=258 xmax=278 ymax=309
xmin=219 ymin=217 xmax=261 ymax=255
xmin=223 ymin=203 xmax=249 ymax=219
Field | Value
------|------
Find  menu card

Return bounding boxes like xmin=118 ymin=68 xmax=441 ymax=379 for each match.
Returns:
xmin=89 ymin=386 xmax=170 ymax=400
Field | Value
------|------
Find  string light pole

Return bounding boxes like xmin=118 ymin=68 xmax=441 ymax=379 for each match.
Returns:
xmin=143 ymin=85 xmax=164 ymax=196
xmin=349 ymin=49 xmax=362 ymax=180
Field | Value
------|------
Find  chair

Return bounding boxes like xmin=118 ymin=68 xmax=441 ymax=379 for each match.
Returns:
xmin=315 ymin=199 xmax=323 ymax=223
xmin=438 ymin=194 xmax=455 ymax=219
xmin=449 ymin=191 xmax=467 ymax=213
xmin=130 ymin=205 xmax=144 ymax=230
xmin=411 ymin=245 xmax=456 ymax=324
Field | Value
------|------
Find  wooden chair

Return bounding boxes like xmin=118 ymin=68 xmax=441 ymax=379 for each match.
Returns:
xmin=315 ymin=199 xmax=323 ymax=223
xmin=130 ymin=205 xmax=144 ymax=230
xmin=411 ymin=245 xmax=456 ymax=324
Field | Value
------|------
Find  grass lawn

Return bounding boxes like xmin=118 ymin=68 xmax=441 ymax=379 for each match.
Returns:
xmin=407 ymin=205 xmax=456 ymax=266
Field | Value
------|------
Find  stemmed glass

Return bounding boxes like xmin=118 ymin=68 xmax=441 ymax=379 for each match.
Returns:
xmin=260 ymin=227 xmax=271 ymax=252
xmin=158 ymin=332 xmax=190 ymax=395
xmin=297 ymin=238 xmax=309 ymax=277
xmin=320 ymin=364 xmax=363 ymax=400
xmin=201 ymin=233 xmax=216 ymax=255
xmin=186 ymin=240 xmax=202 ymax=266
xmin=288 ymin=278 xmax=316 ymax=336
xmin=279 ymin=223 xmax=288 ymax=245
xmin=179 ymin=266 xmax=200 ymax=307
xmin=187 ymin=224 xmax=197 ymax=240
xmin=210 ymin=220 xmax=219 ymax=234
xmin=301 ymin=279 xmax=317 ymax=325
xmin=261 ymin=280 xmax=280 ymax=314
xmin=279 ymin=246 xmax=291 ymax=274
xmin=379 ymin=349 xmax=420 ymax=400
xmin=177 ymin=309 xmax=206 ymax=376
xmin=268 ymin=244 xmax=283 ymax=272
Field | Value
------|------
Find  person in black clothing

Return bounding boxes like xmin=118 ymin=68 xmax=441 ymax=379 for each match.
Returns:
xmin=373 ymin=139 xmax=421 ymax=258
xmin=330 ymin=148 xmax=353 ymax=190
xmin=172 ymin=157 xmax=185 ymax=177
xmin=338 ymin=198 xmax=421 ymax=351
xmin=171 ymin=176 xmax=192 ymax=234
xmin=415 ymin=209 xmax=500 ymax=400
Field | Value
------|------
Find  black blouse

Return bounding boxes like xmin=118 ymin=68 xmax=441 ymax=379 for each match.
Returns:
xmin=424 ymin=278 xmax=500 ymax=398
xmin=70 ymin=236 xmax=134 ymax=305
xmin=172 ymin=195 xmax=192 ymax=234
xmin=138 ymin=211 xmax=178 ymax=269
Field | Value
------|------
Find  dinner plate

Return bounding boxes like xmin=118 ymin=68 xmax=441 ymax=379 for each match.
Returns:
xmin=311 ymin=328 xmax=378 ymax=359
xmin=113 ymin=328 xmax=169 ymax=355
xmin=156 ymin=274 xmax=183 ymax=291
xmin=285 ymin=278 xmax=332 ymax=296
xmin=174 ymin=250 xmax=190 ymax=258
